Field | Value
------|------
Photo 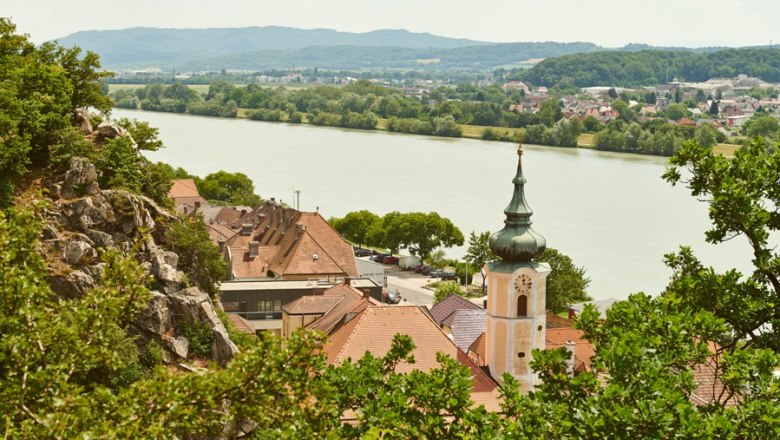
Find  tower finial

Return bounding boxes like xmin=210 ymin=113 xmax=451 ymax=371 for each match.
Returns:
xmin=488 ymin=144 xmax=546 ymax=262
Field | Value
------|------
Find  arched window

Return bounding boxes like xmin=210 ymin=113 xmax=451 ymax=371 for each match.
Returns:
xmin=517 ymin=295 xmax=527 ymax=317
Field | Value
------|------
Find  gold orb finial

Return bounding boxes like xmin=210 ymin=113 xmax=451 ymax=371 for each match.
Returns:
xmin=517 ymin=142 xmax=523 ymax=157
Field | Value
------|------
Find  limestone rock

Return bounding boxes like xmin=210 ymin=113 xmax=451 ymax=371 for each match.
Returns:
xmin=73 ymin=108 xmax=93 ymax=133
xmin=64 ymin=240 xmax=95 ymax=265
xmin=136 ymin=291 xmax=173 ymax=335
xmin=166 ymin=336 xmax=189 ymax=359
xmin=62 ymin=197 xmax=115 ymax=231
xmin=150 ymin=248 xmax=183 ymax=293
xmin=169 ymin=287 xmax=239 ymax=365
xmin=61 ymin=157 xmax=99 ymax=199
xmin=97 ymin=121 xmax=129 ymax=139
xmin=86 ymin=229 xmax=114 ymax=248
xmin=48 ymin=270 xmax=94 ymax=298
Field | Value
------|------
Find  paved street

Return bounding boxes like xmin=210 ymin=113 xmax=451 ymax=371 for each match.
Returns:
xmin=386 ymin=270 xmax=434 ymax=306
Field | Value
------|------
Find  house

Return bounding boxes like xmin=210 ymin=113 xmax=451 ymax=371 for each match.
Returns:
xmin=429 ymin=294 xmax=483 ymax=327
xmin=281 ymin=281 xmax=380 ymax=338
xmin=168 ymin=179 xmax=207 ymax=212
xmin=224 ymin=199 xmax=357 ymax=281
xmin=220 ymin=277 xmax=381 ymax=334
xmin=323 ymin=305 xmax=501 ymax=411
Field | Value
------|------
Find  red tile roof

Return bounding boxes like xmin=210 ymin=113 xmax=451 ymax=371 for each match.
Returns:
xmin=226 ymin=314 xmax=255 ymax=334
xmin=283 ymin=295 xmax=342 ymax=315
xmin=324 ymin=306 xmax=500 ymax=411
xmin=306 ymin=283 xmax=380 ymax=334
xmin=226 ymin=202 xmax=356 ymax=280
xmin=545 ymin=327 xmax=595 ymax=373
xmin=169 ymin=179 xmax=201 ymax=199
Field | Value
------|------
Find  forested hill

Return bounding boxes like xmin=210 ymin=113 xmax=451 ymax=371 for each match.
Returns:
xmin=53 ymin=26 xmax=600 ymax=70
xmin=519 ymin=47 xmax=780 ymax=88
xmin=54 ymin=26 xmax=490 ymax=68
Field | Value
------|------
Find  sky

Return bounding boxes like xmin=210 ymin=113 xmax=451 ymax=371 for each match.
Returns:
xmin=5 ymin=0 xmax=779 ymax=48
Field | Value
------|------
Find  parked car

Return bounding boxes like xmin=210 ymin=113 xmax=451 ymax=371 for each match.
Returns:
xmin=354 ymin=248 xmax=372 ymax=257
xmin=372 ymin=253 xmax=389 ymax=263
xmin=429 ymin=269 xmax=444 ymax=278
xmin=414 ymin=264 xmax=431 ymax=274
xmin=439 ymin=270 xmax=457 ymax=280
xmin=383 ymin=256 xmax=399 ymax=265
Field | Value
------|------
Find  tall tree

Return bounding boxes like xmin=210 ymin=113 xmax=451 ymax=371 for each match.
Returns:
xmin=330 ymin=210 xmax=381 ymax=248
xmin=380 ymin=212 xmax=464 ymax=261
xmin=663 ymin=137 xmax=780 ymax=351
xmin=464 ymin=231 xmax=495 ymax=292
xmin=196 ymin=171 xmax=263 ymax=208
xmin=533 ymin=247 xmax=591 ymax=313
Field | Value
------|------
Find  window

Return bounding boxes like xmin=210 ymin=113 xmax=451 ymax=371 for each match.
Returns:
xmin=517 ymin=295 xmax=527 ymax=317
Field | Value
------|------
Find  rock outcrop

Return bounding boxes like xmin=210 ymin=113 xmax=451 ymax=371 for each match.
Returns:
xmin=41 ymin=157 xmax=239 ymax=365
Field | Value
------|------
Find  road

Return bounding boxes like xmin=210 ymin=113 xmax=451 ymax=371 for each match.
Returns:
xmin=385 ymin=270 xmax=435 ymax=306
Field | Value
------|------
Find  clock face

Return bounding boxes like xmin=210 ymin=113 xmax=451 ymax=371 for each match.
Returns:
xmin=514 ymin=274 xmax=533 ymax=295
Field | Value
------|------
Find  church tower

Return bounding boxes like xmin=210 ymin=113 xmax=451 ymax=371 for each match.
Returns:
xmin=485 ymin=143 xmax=550 ymax=392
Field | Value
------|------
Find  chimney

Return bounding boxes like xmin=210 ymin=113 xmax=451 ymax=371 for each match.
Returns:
xmin=194 ymin=201 xmax=201 ymax=208
xmin=281 ymin=209 xmax=289 ymax=234
xmin=344 ymin=277 xmax=351 ymax=286
xmin=295 ymin=222 xmax=306 ymax=239
xmin=240 ymin=223 xmax=253 ymax=236
xmin=240 ymin=209 xmax=246 ymax=217
xmin=249 ymin=241 xmax=260 ymax=258
xmin=483 ymin=299 xmax=488 ymax=309
xmin=217 ymin=239 xmax=226 ymax=251
xmin=565 ymin=340 xmax=576 ymax=377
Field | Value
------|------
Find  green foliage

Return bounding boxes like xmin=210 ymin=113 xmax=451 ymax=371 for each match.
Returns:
xmin=196 ymin=170 xmax=263 ymax=208
xmin=164 ymin=215 xmax=227 ymax=297
xmin=537 ymin=98 xmax=562 ymax=127
xmin=663 ymin=103 xmax=691 ymax=121
xmin=0 ymin=18 xmax=110 ymax=204
xmin=330 ymin=210 xmax=381 ymax=248
xmin=533 ymin=247 xmax=591 ymax=313
xmin=433 ymin=281 xmax=466 ymax=305
xmin=116 ymin=118 xmax=164 ymax=151
xmin=94 ymin=136 xmax=144 ymax=192
xmin=379 ymin=211 xmax=464 ymax=261
xmin=216 ymin=309 xmax=257 ymax=351
xmin=663 ymin=137 xmax=780 ymax=351
xmin=743 ymin=114 xmax=780 ymax=139
xmin=464 ymin=231 xmax=494 ymax=291
xmin=182 ymin=320 xmax=214 ymax=358
xmin=522 ymin=48 xmax=780 ymax=88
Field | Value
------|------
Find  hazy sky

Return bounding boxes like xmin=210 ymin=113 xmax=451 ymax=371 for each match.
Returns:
xmin=5 ymin=0 xmax=778 ymax=47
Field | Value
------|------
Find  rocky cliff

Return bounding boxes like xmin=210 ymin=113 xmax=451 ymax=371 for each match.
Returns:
xmin=38 ymin=126 xmax=238 ymax=366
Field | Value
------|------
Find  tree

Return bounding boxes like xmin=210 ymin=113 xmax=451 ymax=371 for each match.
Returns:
xmin=538 ymin=98 xmax=562 ymax=127
xmin=196 ymin=170 xmax=263 ymax=208
xmin=611 ymin=98 xmax=636 ymax=122
xmin=533 ymin=247 xmax=591 ymax=313
xmin=663 ymin=137 xmax=780 ymax=351
xmin=164 ymin=214 xmax=228 ymax=296
xmin=433 ymin=281 xmax=466 ymax=304
xmin=381 ymin=212 xmax=464 ymax=262
xmin=330 ymin=210 xmax=381 ymax=248
xmin=694 ymin=124 xmax=718 ymax=148
xmin=582 ymin=115 xmax=600 ymax=133
xmin=664 ymin=103 xmax=690 ymax=121
xmin=464 ymin=231 xmax=495 ymax=292
xmin=743 ymin=115 xmax=779 ymax=139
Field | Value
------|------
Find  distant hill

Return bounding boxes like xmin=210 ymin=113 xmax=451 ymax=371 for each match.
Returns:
xmin=53 ymin=26 xmax=602 ymax=71
xmin=53 ymin=26 xmax=490 ymax=68
xmin=518 ymin=48 xmax=780 ymax=87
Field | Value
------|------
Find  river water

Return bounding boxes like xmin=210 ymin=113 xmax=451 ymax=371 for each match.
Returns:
xmin=114 ymin=108 xmax=755 ymax=300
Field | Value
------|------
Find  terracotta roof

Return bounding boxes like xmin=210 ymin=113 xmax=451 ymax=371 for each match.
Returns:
xmin=169 ymin=179 xmax=201 ymax=199
xmin=690 ymin=341 xmax=740 ymax=407
xmin=225 ymin=202 xmax=356 ymax=280
xmin=226 ymin=314 xmax=255 ymax=334
xmin=430 ymin=294 xmax=482 ymax=326
xmin=324 ymin=306 xmax=500 ymax=411
xmin=545 ymin=327 xmax=595 ymax=373
xmin=306 ymin=283 xmax=380 ymax=334
xmin=450 ymin=309 xmax=487 ymax=353
xmin=283 ymin=295 xmax=341 ymax=315
xmin=207 ymin=223 xmax=236 ymax=246
xmin=468 ymin=332 xmax=486 ymax=366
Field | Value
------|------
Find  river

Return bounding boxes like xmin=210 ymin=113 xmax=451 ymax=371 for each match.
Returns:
xmin=114 ymin=108 xmax=756 ymax=301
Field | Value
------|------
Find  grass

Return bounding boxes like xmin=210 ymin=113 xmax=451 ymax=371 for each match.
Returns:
xmin=577 ymin=133 xmax=597 ymax=148
xmin=713 ymin=143 xmax=740 ymax=157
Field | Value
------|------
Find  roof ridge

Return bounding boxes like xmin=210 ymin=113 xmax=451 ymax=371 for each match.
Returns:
xmin=301 ymin=228 xmax=350 ymax=274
